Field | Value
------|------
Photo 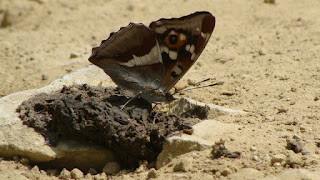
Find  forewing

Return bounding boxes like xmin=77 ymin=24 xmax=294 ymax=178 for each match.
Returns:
xmin=89 ymin=23 xmax=165 ymax=92
xmin=149 ymin=11 xmax=215 ymax=93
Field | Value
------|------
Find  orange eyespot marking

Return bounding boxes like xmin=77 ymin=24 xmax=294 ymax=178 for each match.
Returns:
xmin=164 ymin=31 xmax=187 ymax=48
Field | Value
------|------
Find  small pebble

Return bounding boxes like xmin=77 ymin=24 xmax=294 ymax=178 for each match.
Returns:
xmin=220 ymin=168 xmax=231 ymax=176
xmin=71 ymin=168 xmax=84 ymax=179
xmin=277 ymin=108 xmax=288 ymax=113
xmin=103 ymin=162 xmax=120 ymax=175
xmin=13 ymin=156 xmax=19 ymax=161
xmin=88 ymin=168 xmax=98 ymax=175
xmin=250 ymin=146 xmax=257 ymax=151
xmin=70 ymin=53 xmax=79 ymax=59
xmin=299 ymin=126 xmax=306 ymax=133
xmin=47 ymin=169 xmax=58 ymax=176
xmin=84 ymin=173 xmax=93 ymax=179
xmin=263 ymin=153 xmax=271 ymax=161
xmin=0 ymin=9 xmax=11 ymax=27
xmin=258 ymin=48 xmax=266 ymax=55
xmin=173 ymin=161 xmax=187 ymax=172
xmin=31 ymin=166 xmax=40 ymax=174
xmin=271 ymin=154 xmax=286 ymax=164
xmin=286 ymin=138 xmax=304 ymax=153
xmin=273 ymin=162 xmax=281 ymax=167
xmin=19 ymin=157 xmax=29 ymax=165
xmin=285 ymin=151 xmax=304 ymax=167
xmin=94 ymin=172 xmax=107 ymax=180
xmin=70 ymin=87 xmax=78 ymax=92
xmin=41 ymin=74 xmax=48 ymax=80
xmin=147 ymin=168 xmax=158 ymax=179
xmin=293 ymin=134 xmax=301 ymax=140
xmin=252 ymin=155 xmax=259 ymax=161
xmin=264 ymin=0 xmax=275 ymax=4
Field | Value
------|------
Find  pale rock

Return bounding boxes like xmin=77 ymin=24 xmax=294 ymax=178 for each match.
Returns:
xmin=59 ymin=168 xmax=71 ymax=180
xmin=94 ymin=172 xmax=107 ymax=180
xmin=147 ymin=168 xmax=158 ymax=179
xmin=229 ymin=168 xmax=264 ymax=180
xmin=84 ymin=173 xmax=93 ymax=179
xmin=262 ymin=169 xmax=320 ymax=180
xmin=271 ymin=154 xmax=286 ymax=164
xmin=285 ymin=151 xmax=304 ymax=167
xmin=273 ymin=162 xmax=281 ymax=167
xmin=156 ymin=120 xmax=239 ymax=168
xmin=71 ymin=168 xmax=84 ymax=179
xmin=25 ymin=165 xmax=41 ymax=179
xmin=173 ymin=160 xmax=190 ymax=172
xmin=168 ymin=97 xmax=246 ymax=119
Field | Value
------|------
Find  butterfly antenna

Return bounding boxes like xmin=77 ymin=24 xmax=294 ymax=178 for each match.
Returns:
xmin=120 ymin=91 xmax=142 ymax=110
xmin=179 ymin=78 xmax=211 ymax=92
xmin=175 ymin=81 xmax=224 ymax=94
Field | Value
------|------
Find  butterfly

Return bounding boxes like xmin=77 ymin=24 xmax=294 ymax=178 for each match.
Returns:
xmin=89 ymin=11 xmax=215 ymax=103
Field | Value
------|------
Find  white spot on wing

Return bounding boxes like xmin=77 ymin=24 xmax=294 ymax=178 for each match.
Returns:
xmin=189 ymin=45 xmax=195 ymax=54
xmin=180 ymin=33 xmax=186 ymax=41
xmin=206 ymin=34 xmax=210 ymax=42
xmin=201 ymin=32 xmax=206 ymax=39
xmin=173 ymin=66 xmax=182 ymax=75
xmin=169 ymin=30 xmax=177 ymax=35
xmin=133 ymin=55 xmax=142 ymax=65
xmin=119 ymin=45 xmax=161 ymax=67
xmin=122 ymin=60 xmax=135 ymax=67
xmin=191 ymin=53 xmax=196 ymax=61
xmin=185 ymin=44 xmax=190 ymax=51
xmin=139 ymin=53 xmax=147 ymax=65
xmin=169 ymin=51 xmax=178 ymax=60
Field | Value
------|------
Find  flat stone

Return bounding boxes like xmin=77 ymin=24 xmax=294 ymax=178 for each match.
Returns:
xmin=156 ymin=120 xmax=239 ymax=168
xmin=168 ymin=97 xmax=246 ymax=119
xmin=271 ymin=154 xmax=286 ymax=164
xmin=262 ymin=169 xmax=320 ymax=180
xmin=229 ymin=168 xmax=264 ymax=180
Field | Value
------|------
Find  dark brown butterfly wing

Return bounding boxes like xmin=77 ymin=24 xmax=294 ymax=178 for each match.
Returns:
xmin=89 ymin=23 xmax=167 ymax=101
xmin=149 ymin=11 xmax=215 ymax=93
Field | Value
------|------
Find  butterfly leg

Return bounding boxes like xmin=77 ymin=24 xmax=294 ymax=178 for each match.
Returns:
xmin=152 ymin=103 xmax=164 ymax=124
xmin=120 ymin=91 xmax=142 ymax=110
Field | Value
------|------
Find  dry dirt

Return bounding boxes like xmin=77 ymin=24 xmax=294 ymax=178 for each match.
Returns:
xmin=1 ymin=0 xmax=320 ymax=179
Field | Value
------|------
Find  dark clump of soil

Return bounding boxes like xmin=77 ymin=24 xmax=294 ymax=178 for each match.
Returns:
xmin=286 ymin=138 xmax=304 ymax=153
xmin=211 ymin=140 xmax=241 ymax=159
xmin=17 ymin=84 xmax=196 ymax=168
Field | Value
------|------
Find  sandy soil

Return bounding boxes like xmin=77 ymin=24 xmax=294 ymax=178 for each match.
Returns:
xmin=1 ymin=0 xmax=320 ymax=179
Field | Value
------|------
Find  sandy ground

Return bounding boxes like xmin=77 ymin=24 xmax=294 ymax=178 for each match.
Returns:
xmin=1 ymin=0 xmax=320 ymax=179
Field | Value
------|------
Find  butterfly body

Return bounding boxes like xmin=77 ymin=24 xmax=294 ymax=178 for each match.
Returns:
xmin=89 ymin=11 xmax=215 ymax=103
